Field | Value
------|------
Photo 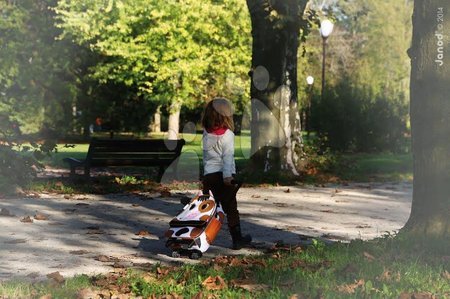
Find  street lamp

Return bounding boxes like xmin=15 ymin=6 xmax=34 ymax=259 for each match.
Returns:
xmin=320 ymin=19 xmax=334 ymax=102
xmin=305 ymin=76 xmax=314 ymax=134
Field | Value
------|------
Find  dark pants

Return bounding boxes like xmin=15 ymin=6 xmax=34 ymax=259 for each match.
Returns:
xmin=202 ymin=172 xmax=240 ymax=228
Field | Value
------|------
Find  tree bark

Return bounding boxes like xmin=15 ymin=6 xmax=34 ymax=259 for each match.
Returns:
xmin=167 ymin=101 xmax=181 ymax=140
xmin=246 ymin=0 xmax=306 ymax=175
xmin=149 ymin=105 xmax=161 ymax=133
xmin=404 ymin=0 xmax=450 ymax=237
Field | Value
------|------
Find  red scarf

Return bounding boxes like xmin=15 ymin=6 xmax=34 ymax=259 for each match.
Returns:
xmin=206 ymin=126 xmax=227 ymax=135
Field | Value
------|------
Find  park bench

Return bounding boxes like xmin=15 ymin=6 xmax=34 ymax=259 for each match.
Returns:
xmin=63 ymin=138 xmax=185 ymax=181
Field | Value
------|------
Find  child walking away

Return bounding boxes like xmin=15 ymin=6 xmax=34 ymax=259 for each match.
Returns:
xmin=201 ymin=97 xmax=252 ymax=250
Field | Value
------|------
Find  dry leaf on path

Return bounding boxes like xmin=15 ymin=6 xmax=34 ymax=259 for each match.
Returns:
xmin=96 ymin=255 xmax=111 ymax=262
xmin=4 ymin=239 xmax=27 ymax=244
xmin=284 ymin=188 xmax=290 ymax=193
xmin=47 ymin=271 xmax=65 ymax=284
xmin=34 ymin=213 xmax=49 ymax=221
xmin=135 ymin=230 xmax=151 ymax=236
xmin=202 ymin=276 xmax=227 ymax=290
xmin=70 ymin=250 xmax=89 ymax=255
xmin=20 ymin=216 xmax=33 ymax=223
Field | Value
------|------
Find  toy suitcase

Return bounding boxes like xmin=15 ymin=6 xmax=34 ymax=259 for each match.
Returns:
xmin=165 ymin=192 xmax=225 ymax=259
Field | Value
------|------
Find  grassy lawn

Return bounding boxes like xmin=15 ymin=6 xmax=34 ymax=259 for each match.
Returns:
xmin=41 ymin=132 xmax=412 ymax=184
xmin=1 ymin=236 xmax=448 ymax=298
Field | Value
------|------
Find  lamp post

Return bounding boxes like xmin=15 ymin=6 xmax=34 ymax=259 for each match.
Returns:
xmin=320 ymin=19 xmax=334 ymax=102
xmin=305 ymin=76 xmax=314 ymax=134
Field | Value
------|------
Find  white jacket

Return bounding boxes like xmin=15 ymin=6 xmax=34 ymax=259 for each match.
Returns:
xmin=202 ymin=129 xmax=236 ymax=178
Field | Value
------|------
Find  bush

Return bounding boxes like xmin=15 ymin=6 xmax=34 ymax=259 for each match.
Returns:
xmin=310 ymin=83 xmax=410 ymax=153
xmin=0 ymin=114 xmax=55 ymax=195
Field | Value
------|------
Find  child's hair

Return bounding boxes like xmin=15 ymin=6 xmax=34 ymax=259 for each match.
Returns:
xmin=201 ymin=97 xmax=235 ymax=131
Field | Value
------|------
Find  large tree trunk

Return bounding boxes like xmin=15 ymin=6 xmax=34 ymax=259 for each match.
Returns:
xmin=404 ymin=0 xmax=450 ymax=237
xmin=246 ymin=0 xmax=306 ymax=175
xmin=167 ymin=101 xmax=181 ymax=140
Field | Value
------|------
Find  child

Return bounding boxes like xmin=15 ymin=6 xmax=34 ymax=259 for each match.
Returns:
xmin=201 ymin=97 xmax=252 ymax=250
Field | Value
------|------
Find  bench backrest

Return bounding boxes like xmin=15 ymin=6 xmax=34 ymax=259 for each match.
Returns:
xmin=85 ymin=138 xmax=185 ymax=167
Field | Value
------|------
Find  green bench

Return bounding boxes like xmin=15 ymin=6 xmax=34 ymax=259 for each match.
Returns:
xmin=63 ymin=138 xmax=185 ymax=181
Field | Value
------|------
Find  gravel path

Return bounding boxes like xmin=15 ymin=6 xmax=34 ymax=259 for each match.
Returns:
xmin=0 ymin=182 xmax=412 ymax=282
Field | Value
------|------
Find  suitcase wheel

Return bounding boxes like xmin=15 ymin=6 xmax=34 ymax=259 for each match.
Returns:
xmin=171 ymin=251 xmax=181 ymax=258
xmin=189 ymin=250 xmax=202 ymax=260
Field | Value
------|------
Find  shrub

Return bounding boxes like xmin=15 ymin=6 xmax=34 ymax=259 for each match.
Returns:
xmin=0 ymin=113 xmax=55 ymax=195
xmin=310 ymin=83 xmax=410 ymax=153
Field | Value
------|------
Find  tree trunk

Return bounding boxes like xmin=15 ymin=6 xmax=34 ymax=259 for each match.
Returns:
xmin=167 ymin=101 xmax=181 ymax=140
xmin=246 ymin=0 xmax=306 ymax=175
xmin=149 ymin=105 xmax=161 ymax=133
xmin=404 ymin=0 xmax=450 ymax=237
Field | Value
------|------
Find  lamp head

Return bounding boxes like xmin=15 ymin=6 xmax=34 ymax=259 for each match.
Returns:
xmin=320 ymin=19 xmax=334 ymax=38
xmin=306 ymin=76 xmax=314 ymax=85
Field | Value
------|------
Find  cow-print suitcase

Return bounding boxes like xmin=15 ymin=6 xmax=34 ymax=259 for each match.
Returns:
xmin=165 ymin=192 xmax=225 ymax=259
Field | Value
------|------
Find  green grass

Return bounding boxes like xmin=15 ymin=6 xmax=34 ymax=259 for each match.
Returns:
xmin=329 ymin=153 xmax=413 ymax=182
xmin=1 ymin=236 xmax=448 ymax=298
xmin=38 ymin=132 xmax=412 ymax=186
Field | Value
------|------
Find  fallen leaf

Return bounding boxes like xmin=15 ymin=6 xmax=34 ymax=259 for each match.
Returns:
xmin=63 ymin=195 xmax=71 ymax=199
xmin=336 ymin=279 xmax=364 ymax=294
xmin=135 ymin=230 xmax=151 ymax=236
xmin=251 ymin=194 xmax=261 ymax=198
xmin=202 ymin=276 xmax=227 ymax=290
xmin=231 ymin=279 xmax=269 ymax=292
xmin=156 ymin=267 xmax=170 ymax=278
xmin=377 ymin=269 xmax=400 ymax=282
xmin=76 ymin=288 xmax=98 ymax=299
xmin=96 ymin=255 xmax=111 ymax=262
xmin=34 ymin=213 xmax=49 ymax=221
xmin=20 ymin=216 xmax=33 ymax=223
xmin=363 ymin=251 xmax=375 ymax=261
xmin=47 ymin=271 xmax=65 ymax=284
xmin=273 ymin=202 xmax=289 ymax=208
xmin=284 ymin=188 xmax=290 ymax=193
xmin=192 ymin=292 xmax=203 ymax=299
xmin=4 ymin=239 xmax=27 ymax=244
xmin=70 ymin=250 xmax=89 ymax=255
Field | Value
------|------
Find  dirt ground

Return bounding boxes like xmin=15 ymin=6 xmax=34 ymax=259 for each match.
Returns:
xmin=0 ymin=181 xmax=412 ymax=282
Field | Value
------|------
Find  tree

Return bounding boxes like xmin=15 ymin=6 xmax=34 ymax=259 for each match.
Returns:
xmin=246 ymin=0 xmax=309 ymax=175
xmin=0 ymin=0 xmax=80 ymax=135
xmin=54 ymin=0 xmax=251 ymax=139
xmin=404 ymin=0 xmax=450 ymax=237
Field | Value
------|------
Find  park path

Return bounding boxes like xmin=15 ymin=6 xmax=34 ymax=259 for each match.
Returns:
xmin=0 ymin=182 xmax=412 ymax=282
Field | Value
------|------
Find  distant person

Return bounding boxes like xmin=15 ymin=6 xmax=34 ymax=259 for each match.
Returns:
xmin=201 ymin=97 xmax=252 ymax=249
xmin=95 ymin=117 xmax=102 ymax=132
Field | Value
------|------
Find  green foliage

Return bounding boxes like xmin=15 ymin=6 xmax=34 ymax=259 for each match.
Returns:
xmin=0 ymin=113 xmax=55 ymax=195
xmin=311 ymin=83 xmax=410 ymax=152
xmin=298 ymin=0 xmax=413 ymax=153
xmin=0 ymin=0 xmax=81 ymax=135
xmin=54 ymin=0 xmax=251 ymax=111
